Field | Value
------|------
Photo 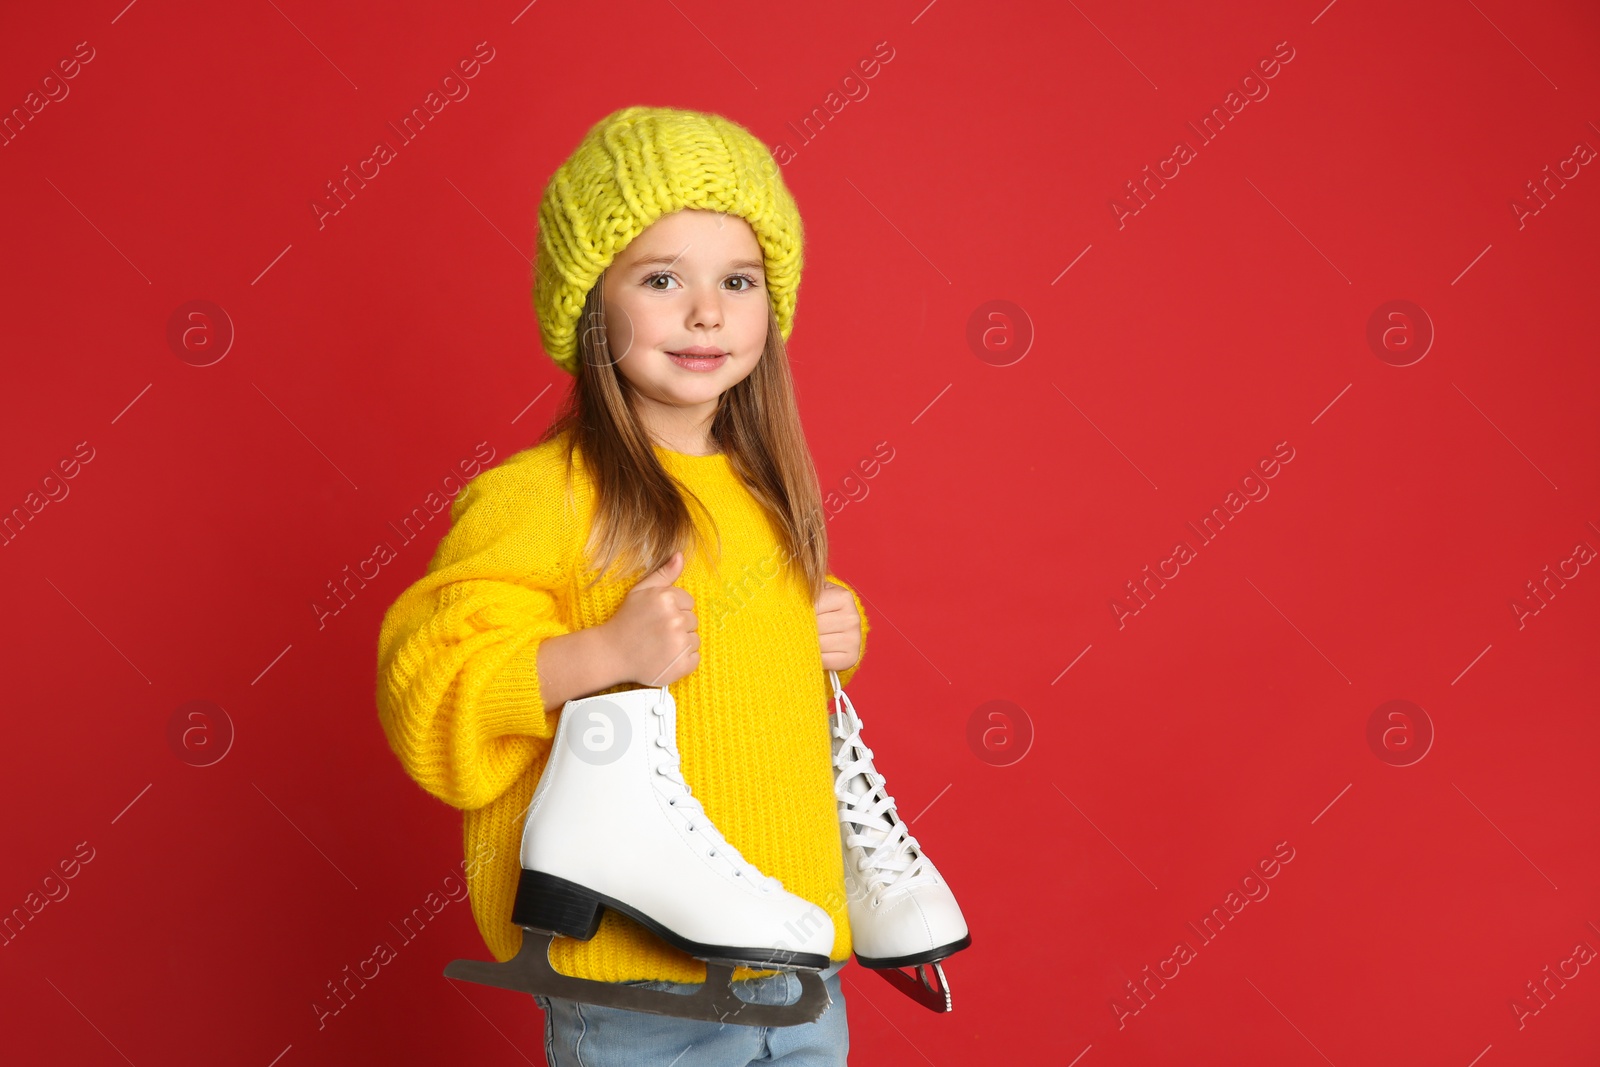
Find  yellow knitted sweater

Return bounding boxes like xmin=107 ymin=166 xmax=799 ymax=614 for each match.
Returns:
xmin=374 ymin=433 xmax=869 ymax=984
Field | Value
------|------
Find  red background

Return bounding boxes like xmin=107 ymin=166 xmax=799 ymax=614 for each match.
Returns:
xmin=3 ymin=1 xmax=1598 ymax=1063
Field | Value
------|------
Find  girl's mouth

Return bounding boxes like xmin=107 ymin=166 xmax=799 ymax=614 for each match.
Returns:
xmin=667 ymin=352 xmax=728 ymax=372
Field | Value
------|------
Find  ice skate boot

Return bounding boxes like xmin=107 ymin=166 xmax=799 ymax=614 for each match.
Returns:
xmin=829 ymin=669 xmax=971 ymax=1012
xmin=444 ymin=684 xmax=835 ymax=1027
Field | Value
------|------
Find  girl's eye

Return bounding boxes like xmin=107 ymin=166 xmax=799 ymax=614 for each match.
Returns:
xmin=642 ymin=272 xmax=762 ymax=292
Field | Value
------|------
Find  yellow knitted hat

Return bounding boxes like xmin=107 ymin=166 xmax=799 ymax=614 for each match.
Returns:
xmin=533 ymin=105 xmax=804 ymax=376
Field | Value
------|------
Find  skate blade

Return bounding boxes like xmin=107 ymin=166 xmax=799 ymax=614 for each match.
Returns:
xmin=872 ymin=960 xmax=953 ymax=1012
xmin=444 ymin=932 xmax=832 ymax=1029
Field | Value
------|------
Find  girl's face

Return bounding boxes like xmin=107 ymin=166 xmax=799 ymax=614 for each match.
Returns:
xmin=600 ymin=209 xmax=769 ymax=448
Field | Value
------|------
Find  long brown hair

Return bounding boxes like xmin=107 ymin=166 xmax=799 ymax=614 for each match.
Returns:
xmin=534 ymin=273 xmax=830 ymax=601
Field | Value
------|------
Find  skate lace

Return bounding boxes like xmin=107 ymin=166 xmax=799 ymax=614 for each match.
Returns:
xmin=650 ymin=690 xmax=784 ymax=894
xmin=831 ymin=688 xmax=940 ymax=909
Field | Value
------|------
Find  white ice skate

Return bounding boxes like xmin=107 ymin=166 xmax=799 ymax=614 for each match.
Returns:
xmin=830 ymin=669 xmax=971 ymax=1012
xmin=444 ymin=684 xmax=835 ymax=1027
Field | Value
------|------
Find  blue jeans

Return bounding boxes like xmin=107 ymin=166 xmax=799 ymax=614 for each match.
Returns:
xmin=533 ymin=960 xmax=848 ymax=1066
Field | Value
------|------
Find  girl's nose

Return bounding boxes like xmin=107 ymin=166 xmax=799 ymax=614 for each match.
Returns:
xmin=687 ymin=291 xmax=723 ymax=330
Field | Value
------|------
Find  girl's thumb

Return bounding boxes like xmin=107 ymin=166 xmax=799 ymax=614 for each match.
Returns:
xmin=637 ymin=550 xmax=683 ymax=588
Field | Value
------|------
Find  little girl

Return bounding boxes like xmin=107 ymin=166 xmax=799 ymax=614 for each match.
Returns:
xmin=376 ymin=105 xmax=869 ymax=1066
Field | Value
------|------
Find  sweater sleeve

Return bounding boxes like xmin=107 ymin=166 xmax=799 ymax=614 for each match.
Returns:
xmin=375 ymin=454 xmax=575 ymax=812
xmin=823 ymin=572 xmax=870 ymax=690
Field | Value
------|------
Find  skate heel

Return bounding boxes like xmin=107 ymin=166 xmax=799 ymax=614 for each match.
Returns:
xmin=512 ymin=869 xmax=604 ymax=940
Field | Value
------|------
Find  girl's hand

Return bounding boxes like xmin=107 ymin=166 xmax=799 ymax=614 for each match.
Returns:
xmin=603 ymin=551 xmax=700 ymax=686
xmin=815 ymin=580 xmax=863 ymax=671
